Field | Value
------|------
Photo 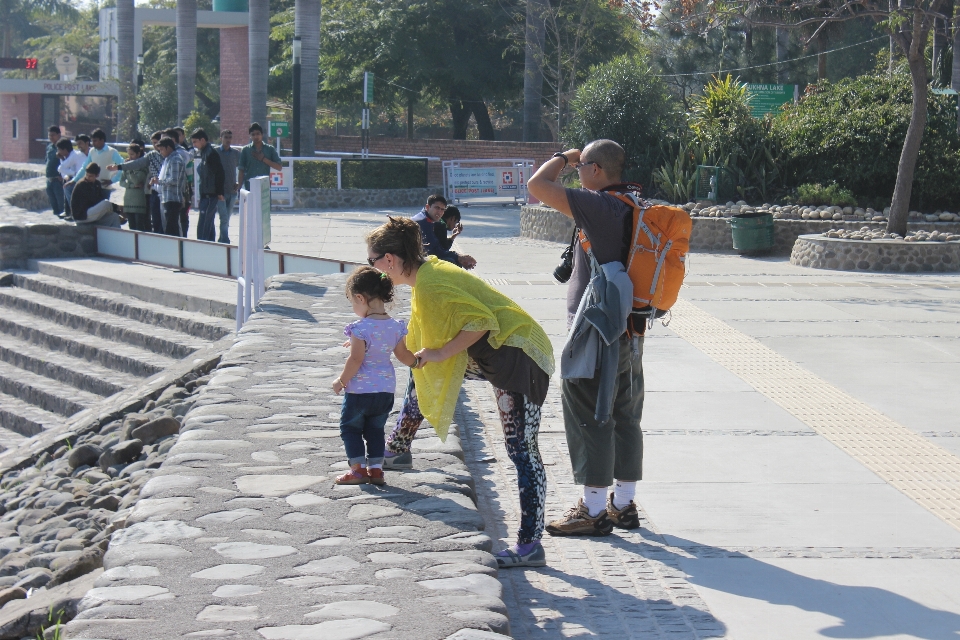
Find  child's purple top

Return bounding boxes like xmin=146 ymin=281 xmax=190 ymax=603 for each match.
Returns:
xmin=343 ymin=317 xmax=408 ymax=394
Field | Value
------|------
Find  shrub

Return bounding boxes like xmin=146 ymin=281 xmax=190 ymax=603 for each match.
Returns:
xmin=183 ymin=111 xmax=219 ymax=140
xmin=564 ymin=55 xmax=683 ymax=189
xmin=654 ymin=75 xmax=782 ymax=204
xmin=794 ymin=183 xmax=857 ymax=207
xmin=772 ymin=72 xmax=960 ymax=210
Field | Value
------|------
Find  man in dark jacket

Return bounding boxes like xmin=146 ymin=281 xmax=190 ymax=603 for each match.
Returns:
xmin=44 ymin=126 xmax=64 ymax=216
xmin=412 ymin=195 xmax=476 ymax=269
xmin=70 ymin=163 xmax=112 ymax=222
xmin=190 ymin=128 xmax=225 ymax=242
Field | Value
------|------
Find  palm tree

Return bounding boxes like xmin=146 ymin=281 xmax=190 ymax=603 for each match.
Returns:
xmin=177 ymin=0 xmax=197 ymax=125
xmin=1 ymin=0 xmax=76 ymax=58
xmin=117 ymin=0 xmax=136 ymax=140
xmin=249 ymin=0 xmax=270 ymax=128
xmin=296 ymin=0 xmax=321 ymax=155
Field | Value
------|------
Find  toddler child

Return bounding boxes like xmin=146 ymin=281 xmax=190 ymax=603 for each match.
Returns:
xmin=332 ymin=267 xmax=417 ymax=485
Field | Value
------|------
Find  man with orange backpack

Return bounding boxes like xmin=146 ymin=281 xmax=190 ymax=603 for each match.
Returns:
xmin=528 ymin=139 xmax=690 ymax=537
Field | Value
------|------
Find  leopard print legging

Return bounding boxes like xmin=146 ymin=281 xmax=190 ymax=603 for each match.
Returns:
xmin=386 ymin=367 xmax=546 ymax=544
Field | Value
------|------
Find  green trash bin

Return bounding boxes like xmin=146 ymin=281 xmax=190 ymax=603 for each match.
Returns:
xmin=729 ymin=211 xmax=775 ymax=254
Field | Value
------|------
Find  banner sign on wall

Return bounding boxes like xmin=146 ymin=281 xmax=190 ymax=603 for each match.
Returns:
xmin=269 ymin=161 xmax=294 ymax=208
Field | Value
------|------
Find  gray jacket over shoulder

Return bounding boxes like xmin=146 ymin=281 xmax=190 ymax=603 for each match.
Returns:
xmin=560 ymin=256 xmax=633 ymax=425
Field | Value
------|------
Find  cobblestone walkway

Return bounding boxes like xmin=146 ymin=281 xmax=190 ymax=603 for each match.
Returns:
xmin=459 ymin=383 xmax=730 ymax=640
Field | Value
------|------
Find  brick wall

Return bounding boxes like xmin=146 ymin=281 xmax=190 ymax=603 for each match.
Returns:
xmin=314 ymin=134 xmax=563 ymax=187
xmin=220 ymin=27 xmax=250 ymax=141
xmin=1 ymin=94 xmax=33 ymax=163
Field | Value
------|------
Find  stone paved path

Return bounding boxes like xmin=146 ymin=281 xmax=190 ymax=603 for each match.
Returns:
xmin=63 ymin=274 xmax=510 ymax=640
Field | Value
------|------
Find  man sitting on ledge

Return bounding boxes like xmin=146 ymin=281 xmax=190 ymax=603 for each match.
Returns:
xmin=70 ymin=163 xmax=120 ymax=227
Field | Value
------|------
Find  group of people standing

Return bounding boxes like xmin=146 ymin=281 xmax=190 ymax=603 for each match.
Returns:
xmin=43 ymin=122 xmax=282 ymax=246
xmin=332 ymin=138 xmax=646 ymax=570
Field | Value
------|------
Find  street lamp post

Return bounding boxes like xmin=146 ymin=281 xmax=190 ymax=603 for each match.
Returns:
xmin=136 ymin=54 xmax=144 ymax=94
xmin=292 ymin=36 xmax=302 ymax=158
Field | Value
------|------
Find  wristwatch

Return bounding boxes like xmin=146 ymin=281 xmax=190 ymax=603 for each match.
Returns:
xmin=552 ymin=152 xmax=568 ymax=167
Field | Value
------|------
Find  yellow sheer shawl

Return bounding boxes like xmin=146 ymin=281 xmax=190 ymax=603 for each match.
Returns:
xmin=407 ymin=257 xmax=554 ymax=440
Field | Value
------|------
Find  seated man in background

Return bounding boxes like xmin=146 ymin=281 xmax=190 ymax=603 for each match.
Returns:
xmin=70 ymin=163 xmax=118 ymax=226
xmin=434 ymin=205 xmax=463 ymax=252
xmin=412 ymin=195 xmax=477 ymax=269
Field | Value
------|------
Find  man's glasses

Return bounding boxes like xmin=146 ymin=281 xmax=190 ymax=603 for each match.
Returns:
xmin=367 ymin=254 xmax=385 ymax=267
xmin=575 ymin=161 xmax=600 ymax=170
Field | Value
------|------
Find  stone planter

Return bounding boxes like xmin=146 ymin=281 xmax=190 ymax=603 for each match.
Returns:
xmin=520 ymin=205 xmax=960 ymax=257
xmin=790 ymin=234 xmax=960 ymax=272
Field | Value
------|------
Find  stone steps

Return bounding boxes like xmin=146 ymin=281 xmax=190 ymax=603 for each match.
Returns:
xmin=0 ymin=358 xmax=103 ymax=417
xmin=0 ymin=335 xmax=133 ymax=397
xmin=0 ymin=306 xmax=178 ymax=378
xmin=0 ymin=389 xmax=64 ymax=439
xmin=0 ymin=286 xmax=209 ymax=360
xmin=12 ymin=272 xmax=233 ymax=342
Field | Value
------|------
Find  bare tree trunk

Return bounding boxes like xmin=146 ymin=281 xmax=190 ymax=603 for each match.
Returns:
xmin=469 ymin=99 xmax=495 ymax=140
xmin=407 ymin=96 xmax=414 ymax=139
xmin=176 ymin=0 xmax=197 ymax=125
xmin=888 ymin=54 xmax=930 ymax=236
xmin=249 ymin=0 xmax=270 ymax=128
xmin=953 ymin=2 xmax=960 ymax=90
xmin=295 ymin=0 xmax=320 ymax=157
xmin=817 ymin=34 xmax=827 ymax=81
xmin=933 ymin=18 xmax=946 ymax=84
xmin=450 ymin=97 xmax=469 ymax=139
xmin=776 ymin=27 xmax=789 ymax=83
xmin=523 ymin=0 xmax=546 ymax=142
xmin=116 ymin=0 xmax=136 ymax=140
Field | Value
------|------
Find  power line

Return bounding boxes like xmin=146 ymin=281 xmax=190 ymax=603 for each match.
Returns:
xmin=654 ymin=35 xmax=887 ymax=78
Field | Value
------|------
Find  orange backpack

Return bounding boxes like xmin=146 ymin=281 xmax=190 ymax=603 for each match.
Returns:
xmin=580 ymin=187 xmax=692 ymax=333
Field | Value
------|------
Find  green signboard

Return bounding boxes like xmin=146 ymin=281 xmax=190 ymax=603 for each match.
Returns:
xmin=747 ymin=84 xmax=797 ymax=117
xmin=363 ymin=72 xmax=374 ymax=104
xmin=268 ymin=121 xmax=289 ymax=137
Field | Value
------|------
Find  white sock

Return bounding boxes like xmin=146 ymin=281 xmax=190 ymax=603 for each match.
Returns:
xmin=582 ymin=486 xmax=606 ymax=517
xmin=613 ymin=480 xmax=636 ymax=510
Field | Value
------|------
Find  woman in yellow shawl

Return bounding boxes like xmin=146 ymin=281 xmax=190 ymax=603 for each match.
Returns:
xmin=366 ymin=217 xmax=554 ymax=569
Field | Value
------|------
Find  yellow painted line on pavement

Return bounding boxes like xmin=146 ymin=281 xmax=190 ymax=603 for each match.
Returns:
xmin=669 ymin=298 xmax=960 ymax=531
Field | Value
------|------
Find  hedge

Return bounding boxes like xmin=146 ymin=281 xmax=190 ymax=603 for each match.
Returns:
xmin=293 ymin=159 xmax=428 ymax=189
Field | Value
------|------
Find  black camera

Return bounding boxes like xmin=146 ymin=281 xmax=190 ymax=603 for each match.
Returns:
xmin=553 ymin=244 xmax=574 ymax=283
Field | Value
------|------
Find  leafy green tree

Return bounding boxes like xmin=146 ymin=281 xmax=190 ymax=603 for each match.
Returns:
xmin=773 ymin=71 xmax=960 ymax=211
xmin=321 ymin=0 xmax=523 ymax=139
xmin=564 ymin=55 xmax=683 ymax=188
xmin=0 ymin=0 xmax=76 ymax=58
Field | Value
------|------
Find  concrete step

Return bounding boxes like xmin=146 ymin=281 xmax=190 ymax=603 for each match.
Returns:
xmin=0 ymin=389 xmax=64 ymax=439
xmin=0 ymin=286 xmax=210 ymax=360
xmin=11 ymin=272 xmax=233 ymax=341
xmin=30 ymin=258 xmax=237 ymax=319
xmin=0 ymin=334 xmax=133 ymax=397
xmin=0 ymin=359 xmax=102 ymax=417
xmin=0 ymin=306 xmax=178 ymax=377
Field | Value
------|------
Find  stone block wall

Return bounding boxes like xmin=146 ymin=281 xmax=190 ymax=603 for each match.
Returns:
xmin=293 ymin=187 xmax=442 ymax=209
xmin=791 ymin=235 xmax=960 ymax=272
xmin=0 ymin=168 xmax=97 ymax=269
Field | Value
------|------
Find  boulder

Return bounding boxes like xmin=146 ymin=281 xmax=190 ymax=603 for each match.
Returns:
xmin=120 ymin=414 xmax=149 ymax=441
xmin=98 ymin=440 xmax=143 ymax=472
xmin=0 ymin=586 xmax=26 ymax=608
xmin=47 ymin=548 xmax=103 ymax=588
xmin=67 ymin=445 xmax=102 ymax=470
xmin=130 ymin=416 xmax=180 ymax=445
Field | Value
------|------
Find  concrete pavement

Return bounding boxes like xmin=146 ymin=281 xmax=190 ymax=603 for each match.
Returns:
xmin=54 ymin=204 xmax=960 ymax=638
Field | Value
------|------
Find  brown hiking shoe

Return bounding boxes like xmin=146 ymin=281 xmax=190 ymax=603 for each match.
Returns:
xmin=545 ymin=499 xmax=614 ymax=537
xmin=606 ymin=493 xmax=640 ymax=529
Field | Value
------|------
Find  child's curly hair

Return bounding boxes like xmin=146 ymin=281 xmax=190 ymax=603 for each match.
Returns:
xmin=345 ymin=266 xmax=395 ymax=303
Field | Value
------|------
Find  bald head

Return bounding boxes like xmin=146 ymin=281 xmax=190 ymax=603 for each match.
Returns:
xmin=583 ymin=139 xmax=625 ymax=183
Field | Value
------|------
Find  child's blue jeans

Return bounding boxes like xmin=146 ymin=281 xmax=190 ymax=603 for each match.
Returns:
xmin=340 ymin=392 xmax=393 ymax=466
